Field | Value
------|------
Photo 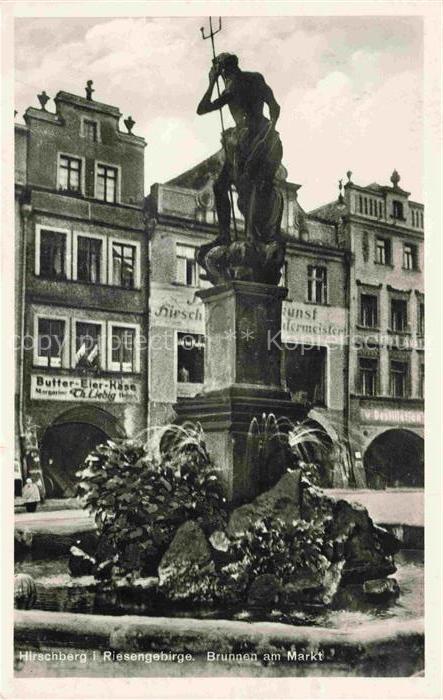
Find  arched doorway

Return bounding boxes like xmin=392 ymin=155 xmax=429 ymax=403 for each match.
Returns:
xmin=364 ymin=429 xmax=424 ymax=488
xmin=40 ymin=406 xmax=125 ymax=497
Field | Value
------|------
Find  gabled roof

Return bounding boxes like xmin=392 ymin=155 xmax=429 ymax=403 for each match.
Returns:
xmin=167 ymin=151 xmax=301 ymax=193
xmin=167 ymin=151 xmax=224 ymax=190
xmin=308 ymin=200 xmax=344 ymax=224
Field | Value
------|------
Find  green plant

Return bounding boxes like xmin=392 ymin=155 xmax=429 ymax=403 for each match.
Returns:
xmin=76 ymin=425 xmax=227 ymax=584
xmin=222 ymin=516 xmax=328 ymax=587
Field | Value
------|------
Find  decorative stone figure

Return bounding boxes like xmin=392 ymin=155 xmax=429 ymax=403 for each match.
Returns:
xmin=85 ymin=80 xmax=94 ymax=101
xmin=196 ymin=53 xmax=286 ymax=285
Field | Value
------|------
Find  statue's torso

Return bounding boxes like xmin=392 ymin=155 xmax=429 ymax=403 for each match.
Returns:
xmin=225 ymin=71 xmax=269 ymax=132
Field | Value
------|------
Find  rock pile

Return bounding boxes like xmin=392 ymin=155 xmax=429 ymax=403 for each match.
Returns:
xmin=69 ymin=470 xmax=401 ymax=612
xmin=154 ymin=471 xmax=401 ymax=608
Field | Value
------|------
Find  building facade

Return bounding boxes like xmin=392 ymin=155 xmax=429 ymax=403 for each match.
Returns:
xmin=14 ymin=84 xmax=424 ymax=494
xmin=15 ymin=86 xmax=148 ymax=496
xmin=147 ymin=156 xmax=350 ymax=487
xmin=310 ymin=171 xmax=424 ymax=487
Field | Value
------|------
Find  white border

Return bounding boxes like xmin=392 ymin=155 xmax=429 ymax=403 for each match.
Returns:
xmin=175 ymin=328 xmax=205 ymax=396
xmin=306 ymin=263 xmax=329 ymax=305
xmin=106 ymin=320 xmax=140 ymax=373
xmin=72 ymin=230 xmax=107 ymax=284
xmin=94 ymin=159 xmax=121 ymax=203
xmin=32 ymin=310 xmax=70 ymax=368
xmin=34 ymin=223 xmax=71 ymax=279
xmin=71 ymin=317 xmax=106 ymax=370
xmin=108 ymin=236 xmax=141 ymax=289
xmin=56 ymin=151 xmax=86 ymax=195
xmin=2 ymin=3 xmax=442 ymax=700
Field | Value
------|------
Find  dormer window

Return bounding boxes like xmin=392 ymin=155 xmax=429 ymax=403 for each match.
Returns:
xmin=84 ymin=120 xmax=97 ymax=142
xmin=80 ymin=117 xmax=100 ymax=142
xmin=392 ymin=200 xmax=404 ymax=220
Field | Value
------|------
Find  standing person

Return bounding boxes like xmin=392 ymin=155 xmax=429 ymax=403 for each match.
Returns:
xmin=22 ymin=477 xmax=41 ymax=513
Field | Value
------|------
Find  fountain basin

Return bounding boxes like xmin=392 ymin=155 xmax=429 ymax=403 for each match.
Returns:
xmin=14 ymin=608 xmax=424 ymax=677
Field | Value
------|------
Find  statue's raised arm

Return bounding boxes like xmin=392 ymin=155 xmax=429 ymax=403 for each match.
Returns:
xmin=197 ymin=65 xmax=232 ymax=115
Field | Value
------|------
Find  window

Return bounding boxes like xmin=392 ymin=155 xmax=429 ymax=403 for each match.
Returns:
xmin=364 ymin=198 xmax=368 ymax=215
xmin=360 ymin=294 xmax=378 ymax=328
xmin=39 ymin=229 xmax=67 ymax=279
xmin=110 ymin=326 xmax=136 ymax=373
xmin=411 ymin=210 xmax=416 ymax=227
xmin=391 ymin=298 xmax=408 ymax=332
xmin=77 ymin=236 xmax=102 ymax=283
xmin=375 ymin=237 xmax=391 ymax=265
xmin=74 ymin=322 xmax=102 ymax=369
xmin=358 ymin=195 xmax=363 ymax=213
xmin=285 ymin=345 xmax=326 ymax=405
xmin=36 ymin=318 xmax=65 ymax=367
xmin=112 ymin=242 xmax=136 ymax=288
xmin=176 ymin=245 xmax=197 ymax=286
xmin=307 ymin=265 xmax=327 ymax=304
xmin=390 ymin=360 xmax=408 ymax=398
xmin=359 ymin=357 xmax=378 ymax=397
xmin=96 ymin=164 xmax=118 ymax=203
xmin=369 ymin=199 xmax=373 ymax=216
xmin=83 ymin=120 xmax=98 ymax=142
xmin=392 ymin=200 xmax=404 ymax=220
xmin=177 ymin=333 xmax=204 ymax=384
xmin=419 ymin=362 xmax=424 ymax=398
xmin=403 ymin=243 xmax=418 ymax=271
xmin=59 ymin=155 xmax=81 ymax=193
xmin=418 ymin=301 xmax=424 ymax=337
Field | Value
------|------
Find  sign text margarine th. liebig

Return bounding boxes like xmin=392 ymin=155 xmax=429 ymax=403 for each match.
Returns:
xmin=31 ymin=374 xmax=141 ymax=404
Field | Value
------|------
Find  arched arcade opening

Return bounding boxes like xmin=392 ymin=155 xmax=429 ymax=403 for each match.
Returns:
xmin=40 ymin=406 xmax=126 ymax=497
xmin=364 ymin=428 xmax=424 ymax=488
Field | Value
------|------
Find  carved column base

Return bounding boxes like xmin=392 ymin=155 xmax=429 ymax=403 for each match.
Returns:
xmin=175 ymin=387 xmax=305 ymax=504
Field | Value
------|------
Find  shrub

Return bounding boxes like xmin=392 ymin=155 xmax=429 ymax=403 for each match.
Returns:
xmin=220 ymin=516 xmax=328 ymax=593
xmin=76 ymin=425 xmax=227 ymax=584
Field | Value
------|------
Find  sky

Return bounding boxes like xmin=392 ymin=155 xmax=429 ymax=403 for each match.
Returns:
xmin=15 ymin=15 xmax=423 ymax=210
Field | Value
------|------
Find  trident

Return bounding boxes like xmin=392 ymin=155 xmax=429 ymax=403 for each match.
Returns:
xmin=200 ymin=17 xmax=238 ymax=240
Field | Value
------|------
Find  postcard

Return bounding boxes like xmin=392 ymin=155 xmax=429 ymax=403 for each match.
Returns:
xmin=1 ymin=1 xmax=441 ymax=698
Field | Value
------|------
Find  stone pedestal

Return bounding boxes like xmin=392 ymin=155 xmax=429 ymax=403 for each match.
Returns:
xmin=200 ymin=281 xmax=286 ymax=393
xmin=175 ymin=282 xmax=305 ymax=504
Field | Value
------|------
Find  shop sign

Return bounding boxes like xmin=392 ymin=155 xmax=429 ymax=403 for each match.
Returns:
xmin=151 ymin=289 xmax=347 ymax=345
xmin=360 ymin=407 xmax=424 ymax=425
xmin=281 ymin=301 xmax=347 ymax=345
xmin=31 ymin=374 xmax=141 ymax=404
xmin=150 ymin=287 xmax=204 ymax=333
